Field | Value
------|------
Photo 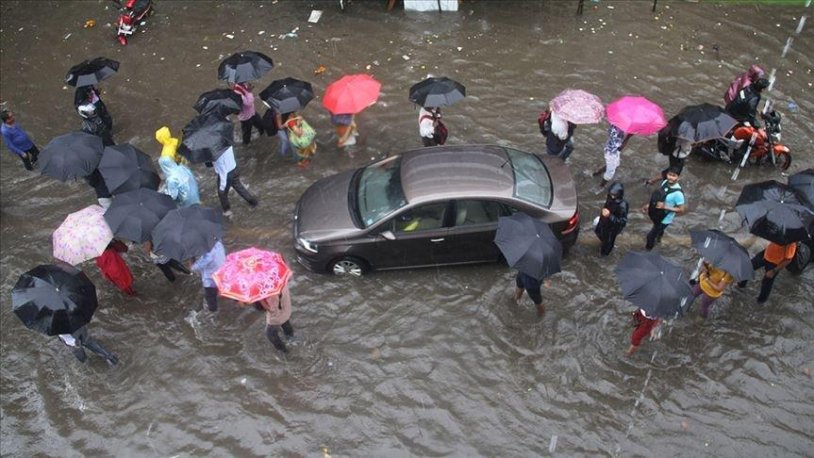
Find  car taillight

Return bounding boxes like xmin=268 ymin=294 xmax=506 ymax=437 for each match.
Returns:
xmin=561 ymin=210 xmax=579 ymax=234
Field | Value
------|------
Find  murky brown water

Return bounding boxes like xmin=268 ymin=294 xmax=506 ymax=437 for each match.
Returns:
xmin=1 ymin=1 xmax=813 ymax=456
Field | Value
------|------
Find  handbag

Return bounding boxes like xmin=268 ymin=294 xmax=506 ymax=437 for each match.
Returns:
xmin=433 ymin=120 xmax=449 ymax=145
xmin=287 ymin=117 xmax=316 ymax=149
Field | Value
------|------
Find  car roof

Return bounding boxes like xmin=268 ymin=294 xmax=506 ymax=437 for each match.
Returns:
xmin=399 ymin=145 xmax=516 ymax=204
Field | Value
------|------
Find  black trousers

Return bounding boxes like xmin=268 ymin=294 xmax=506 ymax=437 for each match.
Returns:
xmin=421 ymin=136 xmax=437 ymax=147
xmin=241 ymin=114 xmax=265 ymax=145
xmin=749 ymin=253 xmax=779 ymax=303
xmin=645 ymin=222 xmax=669 ymax=250
xmin=204 ymin=286 xmax=219 ymax=311
xmin=156 ymin=259 xmax=190 ymax=282
xmin=600 ymin=232 xmax=619 ymax=256
xmin=265 ymin=320 xmax=294 ymax=353
xmin=18 ymin=145 xmax=39 ymax=171
xmin=217 ymin=169 xmax=258 ymax=212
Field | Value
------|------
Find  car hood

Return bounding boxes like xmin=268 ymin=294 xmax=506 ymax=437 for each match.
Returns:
xmin=295 ymin=169 xmax=362 ymax=242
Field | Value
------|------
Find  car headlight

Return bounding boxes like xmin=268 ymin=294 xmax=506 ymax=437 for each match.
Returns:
xmin=297 ymin=237 xmax=318 ymax=253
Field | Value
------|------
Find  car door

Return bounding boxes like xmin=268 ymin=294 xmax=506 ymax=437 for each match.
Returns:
xmin=436 ymin=199 xmax=506 ymax=264
xmin=360 ymin=201 xmax=452 ymax=269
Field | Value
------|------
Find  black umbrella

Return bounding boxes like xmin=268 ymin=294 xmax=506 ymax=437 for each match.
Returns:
xmin=689 ymin=229 xmax=753 ymax=282
xmin=104 ymin=189 xmax=177 ymax=243
xmin=98 ymin=143 xmax=160 ymax=195
xmin=193 ymin=89 xmax=243 ymax=117
xmin=735 ymin=180 xmax=814 ymax=245
xmin=12 ymin=264 xmax=97 ymax=336
xmin=408 ymin=77 xmax=466 ymax=108
xmin=217 ymin=51 xmax=274 ymax=83
xmin=615 ymin=251 xmax=692 ymax=319
xmin=665 ymin=103 xmax=738 ymax=143
xmin=259 ymin=77 xmax=315 ymax=113
xmin=40 ymin=131 xmax=104 ymax=181
xmin=178 ymin=113 xmax=234 ymax=163
xmin=151 ymin=205 xmax=224 ymax=261
xmin=788 ymin=168 xmax=814 ymax=209
xmin=65 ymin=57 xmax=120 ymax=87
xmin=494 ymin=212 xmax=562 ymax=280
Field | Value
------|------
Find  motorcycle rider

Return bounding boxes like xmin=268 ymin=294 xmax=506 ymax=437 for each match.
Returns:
xmin=725 ymin=77 xmax=769 ymax=128
xmin=78 ymin=103 xmax=114 ymax=147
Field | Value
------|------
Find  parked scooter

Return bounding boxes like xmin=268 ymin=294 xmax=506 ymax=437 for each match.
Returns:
xmin=113 ymin=0 xmax=153 ymax=46
xmin=692 ymin=110 xmax=792 ymax=171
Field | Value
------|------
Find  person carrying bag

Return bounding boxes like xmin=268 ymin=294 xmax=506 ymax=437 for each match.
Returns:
xmin=285 ymin=113 xmax=317 ymax=168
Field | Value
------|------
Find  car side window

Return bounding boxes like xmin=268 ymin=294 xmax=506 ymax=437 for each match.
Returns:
xmin=453 ymin=200 xmax=502 ymax=226
xmin=393 ymin=202 xmax=448 ymax=233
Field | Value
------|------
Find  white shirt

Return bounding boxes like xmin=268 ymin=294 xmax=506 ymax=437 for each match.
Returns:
xmin=418 ymin=107 xmax=436 ymax=138
xmin=213 ymin=146 xmax=237 ymax=191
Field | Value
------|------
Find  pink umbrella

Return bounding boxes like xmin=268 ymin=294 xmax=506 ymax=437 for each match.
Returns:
xmin=212 ymin=248 xmax=292 ymax=303
xmin=322 ymin=74 xmax=381 ymax=114
xmin=606 ymin=96 xmax=667 ymax=135
xmin=52 ymin=205 xmax=114 ymax=265
xmin=549 ymin=89 xmax=604 ymax=124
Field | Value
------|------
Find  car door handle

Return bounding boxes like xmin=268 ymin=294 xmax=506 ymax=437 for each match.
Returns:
xmin=430 ymin=238 xmax=445 ymax=242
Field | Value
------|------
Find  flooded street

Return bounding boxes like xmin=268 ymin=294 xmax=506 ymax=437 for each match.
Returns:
xmin=1 ymin=0 xmax=813 ymax=455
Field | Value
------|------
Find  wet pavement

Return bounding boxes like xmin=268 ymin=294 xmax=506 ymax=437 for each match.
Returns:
xmin=1 ymin=1 xmax=813 ymax=456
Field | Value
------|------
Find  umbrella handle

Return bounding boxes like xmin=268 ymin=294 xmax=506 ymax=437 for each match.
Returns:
xmin=730 ymin=132 xmax=758 ymax=181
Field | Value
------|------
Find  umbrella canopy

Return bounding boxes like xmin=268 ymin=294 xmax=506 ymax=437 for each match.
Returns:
xmin=494 ymin=212 xmax=563 ymax=281
xmin=615 ymin=251 xmax=692 ymax=319
xmin=666 ymin=103 xmax=738 ymax=143
xmin=212 ymin=248 xmax=293 ymax=303
xmin=151 ymin=205 xmax=224 ymax=262
xmin=217 ymin=51 xmax=274 ymax=83
xmin=689 ymin=229 xmax=753 ymax=282
xmin=788 ymin=168 xmax=814 ymax=209
xmin=12 ymin=264 xmax=98 ymax=336
xmin=52 ymin=205 xmax=114 ymax=266
xmin=178 ymin=113 xmax=234 ymax=163
xmin=193 ymin=89 xmax=243 ymax=117
xmin=549 ymin=89 xmax=604 ymax=124
xmin=408 ymin=76 xmax=466 ymax=108
xmin=65 ymin=57 xmax=119 ymax=87
xmin=605 ymin=96 xmax=667 ymax=135
xmin=322 ymin=74 xmax=381 ymax=114
xmin=40 ymin=131 xmax=104 ymax=181
xmin=104 ymin=189 xmax=177 ymax=243
xmin=259 ymin=77 xmax=315 ymax=113
xmin=735 ymin=180 xmax=814 ymax=245
xmin=98 ymin=143 xmax=161 ymax=195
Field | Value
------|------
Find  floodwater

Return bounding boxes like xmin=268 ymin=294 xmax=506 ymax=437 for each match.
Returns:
xmin=1 ymin=1 xmax=813 ymax=456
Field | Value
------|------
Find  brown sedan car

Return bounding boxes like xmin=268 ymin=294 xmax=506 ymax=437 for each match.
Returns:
xmin=293 ymin=145 xmax=579 ymax=276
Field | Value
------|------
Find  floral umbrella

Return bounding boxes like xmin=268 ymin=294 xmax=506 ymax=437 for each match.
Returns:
xmin=52 ymin=205 xmax=114 ymax=265
xmin=605 ymin=96 xmax=667 ymax=135
xmin=549 ymin=89 xmax=604 ymax=124
xmin=212 ymin=248 xmax=292 ymax=303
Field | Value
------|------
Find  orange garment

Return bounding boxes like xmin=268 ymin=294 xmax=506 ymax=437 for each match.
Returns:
xmin=699 ymin=265 xmax=733 ymax=298
xmin=763 ymin=242 xmax=796 ymax=264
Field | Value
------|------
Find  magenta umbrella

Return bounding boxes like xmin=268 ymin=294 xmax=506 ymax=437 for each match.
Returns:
xmin=549 ymin=89 xmax=604 ymax=124
xmin=606 ymin=96 xmax=667 ymax=135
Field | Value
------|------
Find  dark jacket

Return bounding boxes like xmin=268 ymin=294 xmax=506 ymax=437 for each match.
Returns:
xmin=542 ymin=118 xmax=576 ymax=155
xmin=84 ymin=169 xmax=112 ymax=199
xmin=595 ymin=181 xmax=628 ymax=241
xmin=725 ymin=85 xmax=762 ymax=127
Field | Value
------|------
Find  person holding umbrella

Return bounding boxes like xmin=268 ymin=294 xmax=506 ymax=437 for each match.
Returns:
xmin=690 ymin=261 xmax=734 ymax=319
xmin=156 ymin=127 xmax=200 ymax=208
xmin=749 ymin=242 xmax=798 ymax=304
xmin=726 ymin=78 xmax=770 ymax=128
xmin=75 ymin=85 xmax=113 ymax=132
xmin=593 ymin=124 xmax=632 ymax=190
xmin=67 ymin=57 xmax=119 ymax=132
xmin=212 ymin=145 xmax=258 ymax=216
xmin=540 ymin=110 xmax=576 ymax=159
xmin=232 ymin=82 xmax=265 ymax=145
xmin=255 ymin=282 xmax=296 ymax=353
xmin=78 ymin=103 xmax=115 ymax=147
xmin=418 ymin=106 xmax=445 ymax=147
xmin=688 ymin=229 xmax=753 ymax=318
xmin=410 ymin=76 xmax=464 ymax=147
xmin=1 ymin=110 xmax=39 ymax=171
xmin=190 ymin=239 xmax=226 ymax=312
xmin=331 ymin=113 xmax=358 ymax=149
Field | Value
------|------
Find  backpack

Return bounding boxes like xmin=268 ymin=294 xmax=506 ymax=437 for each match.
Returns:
xmin=648 ymin=181 xmax=682 ymax=224
xmin=537 ymin=110 xmax=551 ymax=136
xmin=433 ymin=120 xmax=449 ymax=145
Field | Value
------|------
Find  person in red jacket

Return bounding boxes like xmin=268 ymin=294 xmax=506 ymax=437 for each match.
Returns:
xmin=95 ymin=239 xmax=136 ymax=296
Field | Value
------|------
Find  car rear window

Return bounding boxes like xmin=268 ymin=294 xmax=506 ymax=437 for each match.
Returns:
xmin=356 ymin=155 xmax=407 ymax=228
xmin=505 ymin=148 xmax=553 ymax=207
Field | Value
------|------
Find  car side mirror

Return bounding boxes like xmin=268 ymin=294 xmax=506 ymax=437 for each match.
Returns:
xmin=380 ymin=230 xmax=396 ymax=241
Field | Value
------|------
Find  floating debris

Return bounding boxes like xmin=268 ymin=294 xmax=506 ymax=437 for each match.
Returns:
xmin=308 ymin=10 xmax=323 ymax=24
xmin=225 ymin=34 xmax=234 ymax=39
xmin=64 ymin=33 xmax=72 ymax=40
xmin=314 ymin=64 xmax=326 ymax=75
xmin=83 ymin=19 xmax=96 ymax=28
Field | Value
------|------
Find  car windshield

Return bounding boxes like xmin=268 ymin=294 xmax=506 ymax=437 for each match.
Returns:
xmin=505 ymin=147 xmax=553 ymax=207
xmin=356 ymin=155 xmax=407 ymax=228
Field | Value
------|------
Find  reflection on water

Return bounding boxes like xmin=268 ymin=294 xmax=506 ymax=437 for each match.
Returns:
xmin=1 ymin=1 xmax=812 ymax=456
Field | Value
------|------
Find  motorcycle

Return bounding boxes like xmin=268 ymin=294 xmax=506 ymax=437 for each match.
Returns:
xmin=113 ymin=0 xmax=153 ymax=46
xmin=692 ymin=110 xmax=792 ymax=172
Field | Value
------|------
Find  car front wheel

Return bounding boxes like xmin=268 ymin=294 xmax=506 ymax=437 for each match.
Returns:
xmin=329 ymin=257 xmax=367 ymax=277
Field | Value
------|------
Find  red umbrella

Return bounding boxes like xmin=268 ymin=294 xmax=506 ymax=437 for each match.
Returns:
xmin=212 ymin=248 xmax=292 ymax=303
xmin=322 ymin=74 xmax=381 ymax=114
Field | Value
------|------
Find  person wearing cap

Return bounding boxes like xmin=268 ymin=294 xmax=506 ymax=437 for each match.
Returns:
xmin=0 ymin=110 xmax=39 ymax=171
xmin=726 ymin=77 xmax=770 ymax=128
xmin=642 ymin=166 xmax=685 ymax=251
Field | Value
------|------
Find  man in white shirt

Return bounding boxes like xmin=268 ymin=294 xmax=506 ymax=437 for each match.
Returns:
xmin=210 ymin=146 xmax=258 ymax=218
